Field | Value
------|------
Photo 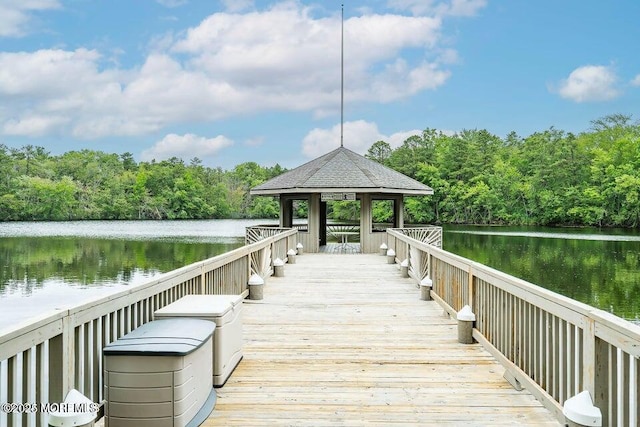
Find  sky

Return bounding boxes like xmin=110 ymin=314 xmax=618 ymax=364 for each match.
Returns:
xmin=1 ymin=0 xmax=639 ymax=169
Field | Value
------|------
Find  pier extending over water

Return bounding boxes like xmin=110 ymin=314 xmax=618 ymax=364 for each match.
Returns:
xmin=207 ymin=252 xmax=557 ymax=425
xmin=1 ymin=226 xmax=638 ymax=426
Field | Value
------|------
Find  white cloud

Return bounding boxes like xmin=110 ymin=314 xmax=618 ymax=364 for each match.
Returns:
xmin=3 ymin=115 xmax=70 ymax=137
xmin=0 ymin=49 xmax=105 ymax=97
xmin=0 ymin=3 xmax=458 ymax=140
xmin=388 ymin=0 xmax=487 ymax=17
xmin=368 ymin=59 xmax=451 ymax=102
xmin=0 ymin=0 xmax=61 ymax=37
xmin=302 ymin=120 xmax=422 ymax=158
xmin=141 ymin=133 xmax=234 ymax=162
xmin=556 ymin=65 xmax=620 ymax=103
xmin=437 ymin=48 xmax=460 ymax=65
xmin=172 ymin=5 xmax=446 ymax=109
xmin=631 ymin=74 xmax=640 ymax=87
xmin=0 ymin=48 xmax=128 ymax=137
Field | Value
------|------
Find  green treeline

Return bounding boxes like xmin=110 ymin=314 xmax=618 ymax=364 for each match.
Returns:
xmin=367 ymin=114 xmax=640 ymax=227
xmin=1 ymin=114 xmax=639 ymax=227
xmin=0 ymin=147 xmax=284 ymax=221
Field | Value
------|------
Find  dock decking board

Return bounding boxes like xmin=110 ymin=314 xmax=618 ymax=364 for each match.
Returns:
xmin=205 ymin=254 xmax=559 ymax=426
xmin=319 ymin=243 xmax=362 ymax=254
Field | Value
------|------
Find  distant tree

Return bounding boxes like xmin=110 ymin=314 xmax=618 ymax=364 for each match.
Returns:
xmin=365 ymin=140 xmax=392 ymax=164
xmin=387 ymin=129 xmax=442 ymax=178
xmin=120 ymin=152 xmax=136 ymax=171
xmin=590 ymin=113 xmax=632 ymax=132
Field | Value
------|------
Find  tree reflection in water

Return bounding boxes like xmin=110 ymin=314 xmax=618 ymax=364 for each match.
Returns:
xmin=444 ymin=227 xmax=640 ymax=321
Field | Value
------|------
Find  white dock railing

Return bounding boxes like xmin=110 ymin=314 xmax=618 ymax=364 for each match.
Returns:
xmin=387 ymin=228 xmax=640 ymax=426
xmin=0 ymin=228 xmax=297 ymax=427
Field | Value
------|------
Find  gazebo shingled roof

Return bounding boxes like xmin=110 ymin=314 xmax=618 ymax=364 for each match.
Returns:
xmin=250 ymin=147 xmax=433 ymax=196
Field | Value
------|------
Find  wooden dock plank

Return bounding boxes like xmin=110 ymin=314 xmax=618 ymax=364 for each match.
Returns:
xmin=205 ymin=254 xmax=560 ymax=426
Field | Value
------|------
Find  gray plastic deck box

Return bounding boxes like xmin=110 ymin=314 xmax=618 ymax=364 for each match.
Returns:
xmin=154 ymin=294 xmax=244 ymax=387
xmin=103 ymin=318 xmax=216 ymax=427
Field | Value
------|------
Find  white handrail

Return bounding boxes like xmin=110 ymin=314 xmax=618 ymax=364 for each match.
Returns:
xmin=387 ymin=228 xmax=640 ymax=425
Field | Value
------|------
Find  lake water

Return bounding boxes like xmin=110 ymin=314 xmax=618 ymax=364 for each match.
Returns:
xmin=442 ymin=225 xmax=640 ymax=322
xmin=1 ymin=221 xmax=638 ymax=330
xmin=0 ymin=219 xmax=276 ymax=330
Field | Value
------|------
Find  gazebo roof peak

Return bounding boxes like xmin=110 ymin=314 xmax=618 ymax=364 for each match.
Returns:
xmin=251 ymin=146 xmax=433 ymax=196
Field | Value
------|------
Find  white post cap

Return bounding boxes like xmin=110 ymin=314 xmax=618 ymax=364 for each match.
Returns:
xmin=380 ymin=243 xmax=388 ymax=249
xmin=563 ymin=391 xmax=602 ymax=426
xmin=296 ymin=242 xmax=304 ymax=249
xmin=400 ymin=259 xmax=409 ymax=267
xmin=457 ymin=305 xmax=476 ymax=322
xmin=48 ymin=389 xmax=97 ymax=426
xmin=287 ymin=249 xmax=297 ymax=256
xmin=420 ymin=277 xmax=433 ymax=287
xmin=248 ymin=273 xmax=264 ymax=285
xmin=273 ymin=257 xmax=284 ymax=266
xmin=386 ymin=249 xmax=396 ymax=256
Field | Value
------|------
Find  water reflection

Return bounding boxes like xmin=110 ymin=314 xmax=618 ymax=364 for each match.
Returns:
xmin=1 ymin=237 xmax=242 ymax=296
xmin=0 ymin=220 xmax=259 ymax=329
xmin=443 ymin=227 xmax=640 ymax=320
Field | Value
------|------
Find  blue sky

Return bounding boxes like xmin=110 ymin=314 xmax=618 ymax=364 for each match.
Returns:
xmin=1 ymin=0 xmax=639 ymax=169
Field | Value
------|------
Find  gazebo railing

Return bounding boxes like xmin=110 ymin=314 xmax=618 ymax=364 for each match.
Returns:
xmin=387 ymin=226 xmax=443 ymax=271
xmin=326 ymin=224 xmax=360 ymax=242
xmin=245 ymin=225 xmax=292 ymax=244
xmin=390 ymin=226 xmax=443 ymax=248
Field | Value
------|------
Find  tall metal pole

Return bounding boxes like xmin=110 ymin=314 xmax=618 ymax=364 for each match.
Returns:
xmin=340 ymin=4 xmax=344 ymax=148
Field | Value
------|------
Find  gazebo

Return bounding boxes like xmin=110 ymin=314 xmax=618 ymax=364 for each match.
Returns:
xmin=250 ymin=146 xmax=433 ymax=253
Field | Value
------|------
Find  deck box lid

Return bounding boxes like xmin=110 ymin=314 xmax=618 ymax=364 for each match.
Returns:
xmin=154 ymin=294 xmax=243 ymax=318
xmin=103 ymin=318 xmax=215 ymax=356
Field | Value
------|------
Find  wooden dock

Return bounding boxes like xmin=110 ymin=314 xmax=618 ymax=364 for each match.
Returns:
xmin=205 ymin=253 xmax=559 ymax=426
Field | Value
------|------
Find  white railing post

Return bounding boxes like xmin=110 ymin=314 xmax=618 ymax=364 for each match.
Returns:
xmin=200 ymin=263 xmax=206 ymax=295
xmin=244 ymin=254 xmax=249 ymax=292
xmin=270 ymin=241 xmax=276 ymax=270
xmin=468 ymin=266 xmax=474 ymax=308
xmin=64 ymin=317 xmax=75 ymax=398
xmin=48 ymin=316 xmax=74 ymax=405
xmin=426 ymin=245 xmax=431 ymax=282
xmin=582 ymin=317 xmax=596 ymax=398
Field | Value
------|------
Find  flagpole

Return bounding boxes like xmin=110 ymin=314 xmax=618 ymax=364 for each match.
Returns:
xmin=340 ymin=3 xmax=344 ymax=148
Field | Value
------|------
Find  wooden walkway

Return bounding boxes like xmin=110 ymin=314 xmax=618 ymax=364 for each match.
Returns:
xmin=205 ymin=254 xmax=559 ymax=426
xmin=319 ymin=243 xmax=361 ymax=254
